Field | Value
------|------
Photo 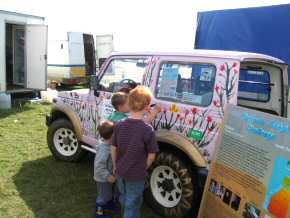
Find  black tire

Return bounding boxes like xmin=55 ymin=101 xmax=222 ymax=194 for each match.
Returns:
xmin=144 ymin=152 xmax=195 ymax=218
xmin=47 ymin=118 xmax=86 ymax=162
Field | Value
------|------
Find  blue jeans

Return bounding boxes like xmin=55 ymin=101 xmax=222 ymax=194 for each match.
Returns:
xmin=117 ymin=178 xmax=145 ymax=218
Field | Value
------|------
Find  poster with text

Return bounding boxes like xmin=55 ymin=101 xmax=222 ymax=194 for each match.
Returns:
xmin=198 ymin=105 xmax=290 ymax=218
xmin=158 ymin=67 xmax=178 ymax=98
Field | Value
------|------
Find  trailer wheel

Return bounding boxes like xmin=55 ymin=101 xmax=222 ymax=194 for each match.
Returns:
xmin=47 ymin=119 xmax=85 ymax=162
xmin=144 ymin=152 xmax=195 ymax=218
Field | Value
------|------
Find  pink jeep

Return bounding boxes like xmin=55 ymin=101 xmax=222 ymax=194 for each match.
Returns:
xmin=46 ymin=50 xmax=289 ymax=217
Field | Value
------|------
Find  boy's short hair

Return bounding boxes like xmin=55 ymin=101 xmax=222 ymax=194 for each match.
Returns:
xmin=98 ymin=121 xmax=114 ymax=140
xmin=118 ymin=87 xmax=131 ymax=94
xmin=128 ymin=86 xmax=152 ymax=112
xmin=111 ymin=92 xmax=128 ymax=110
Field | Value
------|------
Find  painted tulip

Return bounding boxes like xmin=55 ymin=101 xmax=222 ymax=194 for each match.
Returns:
xmin=220 ymin=64 xmax=225 ymax=71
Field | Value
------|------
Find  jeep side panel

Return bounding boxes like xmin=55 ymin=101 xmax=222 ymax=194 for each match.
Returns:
xmin=55 ymin=89 xmax=99 ymax=145
xmin=146 ymin=56 xmax=239 ymax=163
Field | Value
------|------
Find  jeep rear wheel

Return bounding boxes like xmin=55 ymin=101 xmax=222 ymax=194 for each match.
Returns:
xmin=144 ymin=152 xmax=195 ymax=218
xmin=47 ymin=119 xmax=85 ymax=162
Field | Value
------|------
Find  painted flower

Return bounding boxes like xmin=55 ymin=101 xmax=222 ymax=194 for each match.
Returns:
xmin=188 ymin=119 xmax=193 ymax=125
xmin=234 ymin=69 xmax=238 ymax=74
xmin=156 ymin=105 xmax=162 ymax=113
xmin=213 ymin=100 xmax=220 ymax=107
xmin=176 ymin=114 xmax=181 ymax=119
xmin=232 ymin=62 xmax=238 ymax=68
xmin=208 ymin=127 xmax=213 ymax=133
xmin=215 ymin=85 xmax=220 ymax=93
xmin=185 ymin=109 xmax=190 ymax=116
xmin=179 ymin=116 xmax=184 ymax=122
xmin=191 ymin=107 xmax=198 ymax=114
xmin=220 ymin=64 xmax=226 ymax=72
xmin=207 ymin=115 xmax=213 ymax=123
xmin=169 ymin=104 xmax=179 ymax=113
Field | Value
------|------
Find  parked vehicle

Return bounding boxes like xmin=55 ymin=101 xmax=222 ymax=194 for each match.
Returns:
xmin=47 ymin=32 xmax=96 ymax=85
xmin=46 ymin=50 xmax=289 ymax=217
xmin=194 ymin=4 xmax=290 ymax=82
xmin=0 ymin=10 xmax=47 ymax=109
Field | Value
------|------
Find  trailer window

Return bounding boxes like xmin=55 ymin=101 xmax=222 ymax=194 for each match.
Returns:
xmin=238 ymin=69 xmax=270 ymax=102
xmin=156 ymin=62 xmax=216 ymax=106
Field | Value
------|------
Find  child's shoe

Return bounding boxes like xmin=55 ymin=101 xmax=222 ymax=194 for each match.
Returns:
xmin=103 ymin=200 xmax=121 ymax=214
xmin=95 ymin=203 xmax=112 ymax=218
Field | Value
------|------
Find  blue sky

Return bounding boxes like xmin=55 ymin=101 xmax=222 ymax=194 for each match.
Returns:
xmin=1 ymin=0 xmax=290 ymax=51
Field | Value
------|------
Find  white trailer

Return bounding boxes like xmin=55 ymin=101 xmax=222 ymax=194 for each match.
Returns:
xmin=47 ymin=32 xmax=96 ymax=85
xmin=0 ymin=10 xmax=47 ymax=108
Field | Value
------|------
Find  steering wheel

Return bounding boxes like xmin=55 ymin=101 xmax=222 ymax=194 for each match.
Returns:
xmin=119 ymin=79 xmax=137 ymax=89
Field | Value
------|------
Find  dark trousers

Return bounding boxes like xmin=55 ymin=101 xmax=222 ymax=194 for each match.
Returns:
xmin=96 ymin=182 xmax=113 ymax=205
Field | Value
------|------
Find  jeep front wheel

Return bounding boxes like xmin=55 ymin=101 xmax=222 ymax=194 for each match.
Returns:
xmin=47 ymin=119 xmax=85 ymax=162
xmin=144 ymin=152 xmax=195 ymax=218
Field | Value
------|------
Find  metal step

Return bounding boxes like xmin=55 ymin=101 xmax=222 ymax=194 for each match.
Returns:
xmin=81 ymin=144 xmax=96 ymax=153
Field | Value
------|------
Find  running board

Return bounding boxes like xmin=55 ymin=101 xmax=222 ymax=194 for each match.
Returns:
xmin=81 ymin=145 xmax=96 ymax=153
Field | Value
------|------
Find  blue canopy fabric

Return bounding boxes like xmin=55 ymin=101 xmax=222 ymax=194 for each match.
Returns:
xmin=195 ymin=4 xmax=290 ymax=83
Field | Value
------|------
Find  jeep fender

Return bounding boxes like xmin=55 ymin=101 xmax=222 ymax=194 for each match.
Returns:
xmin=156 ymin=130 xmax=207 ymax=167
xmin=51 ymin=104 xmax=83 ymax=141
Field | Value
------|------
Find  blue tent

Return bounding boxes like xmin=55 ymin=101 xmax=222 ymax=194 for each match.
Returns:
xmin=195 ymin=4 xmax=290 ymax=82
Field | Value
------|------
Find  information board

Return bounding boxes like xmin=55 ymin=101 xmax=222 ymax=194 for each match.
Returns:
xmin=198 ymin=105 xmax=290 ymax=218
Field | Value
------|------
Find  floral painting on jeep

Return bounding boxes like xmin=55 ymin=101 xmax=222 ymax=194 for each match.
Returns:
xmin=56 ymin=90 xmax=112 ymax=140
xmin=143 ymin=56 xmax=160 ymax=88
xmin=152 ymin=62 xmax=239 ymax=162
xmin=54 ymin=61 xmax=239 ymax=162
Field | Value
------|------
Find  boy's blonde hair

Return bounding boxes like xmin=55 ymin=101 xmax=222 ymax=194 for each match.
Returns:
xmin=111 ymin=92 xmax=128 ymax=110
xmin=128 ymin=86 xmax=152 ymax=112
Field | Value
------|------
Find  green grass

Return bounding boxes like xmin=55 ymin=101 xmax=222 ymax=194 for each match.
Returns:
xmin=0 ymin=103 xmax=159 ymax=218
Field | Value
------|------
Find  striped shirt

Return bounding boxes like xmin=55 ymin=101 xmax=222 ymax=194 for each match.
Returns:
xmin=112 ymin=118 xmax=159 ymax=180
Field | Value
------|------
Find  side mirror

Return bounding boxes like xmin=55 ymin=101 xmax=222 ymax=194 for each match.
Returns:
xmin=89 ymin=75 xmax=99 ymax=90
xmin=89 ymin=75 xmax=100 ymax=97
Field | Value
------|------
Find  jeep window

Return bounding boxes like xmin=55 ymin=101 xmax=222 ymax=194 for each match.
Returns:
xmin=99 ymin=58 xmax=148 ymax=92
xmin=156 ymin=62 xmax=216 ymax=106
xmin=238 ymin=69 xmax=270 ymax=102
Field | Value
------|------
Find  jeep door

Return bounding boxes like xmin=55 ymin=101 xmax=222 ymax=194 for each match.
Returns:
xmin=150 ymin=56 xmax=239 ymax=161
xmin=93 ymin=56 xmax=151 ymax=135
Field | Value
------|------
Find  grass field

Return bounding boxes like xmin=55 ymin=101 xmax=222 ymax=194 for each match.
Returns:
xmin=0 ymin=103 xmax=159 ymax=218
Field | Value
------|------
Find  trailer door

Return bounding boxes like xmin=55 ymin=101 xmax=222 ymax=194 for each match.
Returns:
xmin=68 ymin=32 xmax=85 ymax=65
xmin=25 ymin=24 xmax=48 ymax=90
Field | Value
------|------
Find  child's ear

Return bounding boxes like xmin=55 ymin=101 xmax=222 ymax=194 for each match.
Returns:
xmin=145 ymin=104 xmax=150 ymax=112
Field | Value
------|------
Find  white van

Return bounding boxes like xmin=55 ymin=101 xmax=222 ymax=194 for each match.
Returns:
xmin=0 ymin=10 xmax=47 ymax=108
xmin=47 ymin=32 xmax=96 ymax=85
xmin=95 ymin=34 xmax=113 ymax=70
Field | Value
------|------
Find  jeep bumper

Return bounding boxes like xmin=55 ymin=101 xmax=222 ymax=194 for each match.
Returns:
xmin=46 ymin=114 xmax=52 ymax=126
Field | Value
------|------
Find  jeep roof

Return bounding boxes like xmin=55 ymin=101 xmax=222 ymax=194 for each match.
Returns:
xmin=111 ymin=50 xmax=285 ymax=64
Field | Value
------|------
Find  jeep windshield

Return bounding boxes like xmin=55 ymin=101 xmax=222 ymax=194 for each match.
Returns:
xmin=98 ymin=58 xmax=149 ymax=93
